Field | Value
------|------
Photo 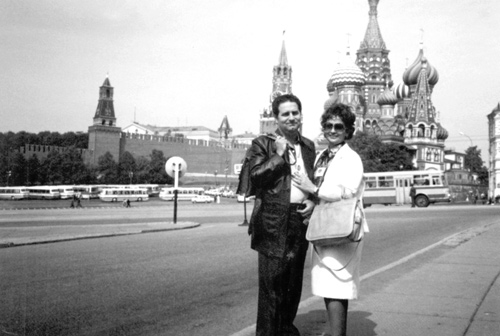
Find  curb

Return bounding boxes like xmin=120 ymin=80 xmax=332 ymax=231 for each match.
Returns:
xmin=0 ymin=222 xmax=200 ymax=248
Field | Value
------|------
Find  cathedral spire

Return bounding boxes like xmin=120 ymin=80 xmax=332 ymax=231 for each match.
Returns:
xmin=359 ymin=0 xmax=386 ymax=49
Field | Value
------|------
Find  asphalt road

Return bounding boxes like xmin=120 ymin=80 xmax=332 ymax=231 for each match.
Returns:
xmin=1 ymin=203 xmax=499 ymax=335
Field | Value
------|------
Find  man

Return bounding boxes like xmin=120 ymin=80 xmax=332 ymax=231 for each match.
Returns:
xmin=410 ymin=184 xmax=416 ymax=207
xmin=246 ymin=94 xmax=316 ymax=335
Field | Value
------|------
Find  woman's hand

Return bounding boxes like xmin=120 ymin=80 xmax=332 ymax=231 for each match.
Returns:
xmin=297 ymin=199 xmax=315 ymax=217
xmin=292 ymin=171 xmax=316 ymax=194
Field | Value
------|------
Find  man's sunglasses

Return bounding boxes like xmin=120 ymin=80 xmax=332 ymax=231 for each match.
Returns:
xmin=322 ymin=123 xmax=345 ymax=132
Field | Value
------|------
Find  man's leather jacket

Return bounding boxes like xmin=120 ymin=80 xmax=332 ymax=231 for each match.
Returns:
xmin=247 ymin=131 xmax=316 ymax=258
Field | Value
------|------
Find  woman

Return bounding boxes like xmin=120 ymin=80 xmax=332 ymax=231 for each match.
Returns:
xmin=292 ymin=102 xmax=368 ymax=336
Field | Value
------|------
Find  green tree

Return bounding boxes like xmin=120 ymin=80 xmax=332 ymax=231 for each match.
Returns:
xmin=60 ymin=147 xmax=89 ymax=184
xmin=10 ymin=153 xmax=27 ymax=186
xmin=97 ymin=152 xmax=118 ymax=184
xmin=134 ymin=155 xmax=151 ymax=183
xmin=41 ymin=151 xmax=63 ymax=184
xmin=118 ymin=151 xmax=137 ymax=184
xmin=149 ymin=150 xmax=173 ymax=184
xmin=349 ymin=132 xmax=413 ymax=172
xmin=27 ymin=155 xmax=41 ymax=186
xmin=464 ymin=146 xmax=488 ymax=186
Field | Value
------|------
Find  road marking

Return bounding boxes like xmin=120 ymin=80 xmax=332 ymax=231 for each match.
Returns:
xmin=229 ymin=224 xmax=497 ymax=336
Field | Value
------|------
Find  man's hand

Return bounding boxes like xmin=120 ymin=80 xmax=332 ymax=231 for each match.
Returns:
xmin=297 ymin=199 xmax=314 ymax=217
xmin=275 ymin=136 xmax=287 ymax=156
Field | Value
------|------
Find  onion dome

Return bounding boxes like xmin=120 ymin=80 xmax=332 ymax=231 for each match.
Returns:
xmin=377 ymin=87 xmax=398 ymax=106
xmin=436 ymin=124 xmax=449 ymax=140
xmin=403 ymin=47 xmax=439 ymax=86
xmin=327 ymin=52 xmax=366 ymax=92
xmin=324 ymin=92 xmax=339 ymax=110
xmin=392 ymin=82 xmax=410 ymax=99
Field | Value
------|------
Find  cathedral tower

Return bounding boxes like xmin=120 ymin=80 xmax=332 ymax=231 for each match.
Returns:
xmin=87 ymin=76 xmax=121 ymax=166
xmin=356 ymin=0 xmax=393 ymax=124
xmin=403 ymin=57 xmax=447 ymax=170
xmin=260 ymin=37 xmax=293 ymax=135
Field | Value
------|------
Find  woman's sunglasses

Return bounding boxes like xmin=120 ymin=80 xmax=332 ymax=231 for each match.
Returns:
xmin=322 ymin=123 xmax=345 ymax=132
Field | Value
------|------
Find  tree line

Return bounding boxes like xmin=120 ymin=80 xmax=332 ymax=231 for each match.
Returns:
xmin=0 ymin=131 xmax=173 ymax=186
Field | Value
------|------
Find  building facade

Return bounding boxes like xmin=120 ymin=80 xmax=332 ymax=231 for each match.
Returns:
xmin=488 ymin=103 xmax=500 ymax=199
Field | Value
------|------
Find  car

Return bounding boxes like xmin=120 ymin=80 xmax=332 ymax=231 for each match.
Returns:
xmin=191 ymin=195 xmax=214 ymax=203
xmin=222 ymin=190 xmax=236 ymax=198
xmin=237 ymin=194 xmax=255 ymax=203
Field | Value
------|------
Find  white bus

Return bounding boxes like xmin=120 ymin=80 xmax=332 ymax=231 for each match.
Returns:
xmin=159 ymin=187 xmax=205 ymax=201
xmin=98 ymin=187 xmax=149 ymax=202
xmin=26 ymin=186 xmax=61 ymax=200
xmin=73 ymin=185 xmax=104 ymax=199
xmin=0 ymin=187 xmax=29 ymax=200
xmin=54 ymin=185 xmax=76 ymax=200
xmin=135 ymin=184 xmax=161 ymax=197
xmin=363 ymin=170 xmax=451 ymax=208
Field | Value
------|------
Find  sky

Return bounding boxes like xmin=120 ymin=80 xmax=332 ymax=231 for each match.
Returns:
xmin=1 ymin=0 xmax=499 ymax=161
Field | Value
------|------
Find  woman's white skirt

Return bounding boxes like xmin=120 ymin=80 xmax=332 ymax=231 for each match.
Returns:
xmin=311 ymin=240 xmax=364 ymax=299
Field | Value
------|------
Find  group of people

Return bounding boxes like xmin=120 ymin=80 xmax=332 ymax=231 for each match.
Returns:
xmin=70 ymin=193 xmax=83 ymax=208
xmin=243 ymin=94 xmax=368 ymax=336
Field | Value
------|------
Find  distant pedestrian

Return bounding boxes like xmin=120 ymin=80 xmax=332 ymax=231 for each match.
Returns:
xmin=409 ymin=184 xmax=416 ymax=208
xmin=76 ymin=194 xmax=82 ymax=208
xmin=126 ymin=199 xmax=131 ymax=208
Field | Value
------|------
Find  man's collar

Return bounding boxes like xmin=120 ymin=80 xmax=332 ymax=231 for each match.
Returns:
xmin=273 ymin=129 xmax=303 ymax=145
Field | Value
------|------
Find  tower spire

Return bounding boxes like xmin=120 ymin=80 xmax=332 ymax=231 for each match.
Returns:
xmin=360 ymin=0 xmax=386 ymax=49
xmin=279 ymin=31 xmax=288 ymax=65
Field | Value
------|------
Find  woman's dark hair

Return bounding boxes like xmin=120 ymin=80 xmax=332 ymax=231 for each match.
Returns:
xmin=272 ymin=94 xmax=302 ymax=117
xmin=321 ymin=103 xmax=356 ymax=140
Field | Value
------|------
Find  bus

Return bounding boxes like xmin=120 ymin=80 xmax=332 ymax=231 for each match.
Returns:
xmin=26 ymin=186 xmax=61 ymax=200
xmin=55 ymin=186 xmax=76 ymax=200
xmin=98 ymin=187 xmax=149 ymax=202
xmin=159 ymin=187 xmax=205 ymax=201
xmin=363 ymin=170 xmax=451 ymax=208
xmin=0 ymin=187 xmax=29 ymax=200
xmin=135 ymin=184 xmax=161 ymax=197
xmin=73 ymin=185 xmax=104 ymax=199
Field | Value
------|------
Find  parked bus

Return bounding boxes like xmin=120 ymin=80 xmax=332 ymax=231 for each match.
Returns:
xmin=26 ymin=186 xmax=61 ymax=200
xmin=135 ymin=184 xmax=161 ymax=197
xmin=159 ymin=187 xmax=204 ymax=201
xmin=54 ymin=185 xmax=76 ymax=200
xmin=73 ymin=185 xmax=104 ymax=199
xmin=363 ymin=170 xmax=451 ymax=208
xmin=98 ymin=187 xmax=149 ymax=202
xmin=0 ymin=187 xmax=29 ymax=200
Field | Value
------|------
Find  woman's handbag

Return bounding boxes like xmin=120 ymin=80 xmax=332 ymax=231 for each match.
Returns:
xmin=306 ymin=197 xmax=363 ymax=246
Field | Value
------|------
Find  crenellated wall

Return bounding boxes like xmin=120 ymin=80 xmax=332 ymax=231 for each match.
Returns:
xmin=19 ymin=144 xmax=94 ymax=163
xmin=119 ymin=132 xmax=248 ymax=175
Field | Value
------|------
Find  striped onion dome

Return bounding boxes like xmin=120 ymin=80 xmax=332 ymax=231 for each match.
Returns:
xmin=377 ymin=87 xmax=398 ymax=106
xmin=327 ymin=53 xmax=366 ymax=92
xmin=392 ymin=82 xmax=410 ymax=99
xmin=403 ymin=47 xmax=439 ymax=86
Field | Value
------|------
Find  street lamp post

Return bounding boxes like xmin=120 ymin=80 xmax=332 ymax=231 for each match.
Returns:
xmin=459 ymin=132 xmax=473 ymax=147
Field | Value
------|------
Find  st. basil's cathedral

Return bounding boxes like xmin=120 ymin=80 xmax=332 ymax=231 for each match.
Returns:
xmin=261 ymin=0 xmax=449 ymax=171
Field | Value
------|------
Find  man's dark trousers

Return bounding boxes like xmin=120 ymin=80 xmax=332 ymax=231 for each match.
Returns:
xmin=256 ymin=209 xmax=309 ymax=336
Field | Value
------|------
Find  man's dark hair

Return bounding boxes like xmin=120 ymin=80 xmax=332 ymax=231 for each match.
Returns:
xmin=321 ymin=103 xmax=356 ymax=140
xmin=271 ymin=94 xmax=302 ymax=117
